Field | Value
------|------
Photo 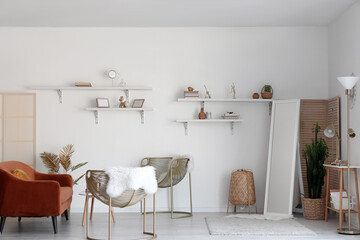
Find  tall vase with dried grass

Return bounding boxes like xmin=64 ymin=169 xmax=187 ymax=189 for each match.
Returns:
xmin=40 ymin=144 xmax=88 ymax=185
xmin=40 ymin=144 xmax=88 ymax=217
xmin=302 ymin=123 xmax=328 ymax=220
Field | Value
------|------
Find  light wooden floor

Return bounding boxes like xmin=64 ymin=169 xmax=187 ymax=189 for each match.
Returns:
xmin=0 ymin=212 xmax=358 ymax=239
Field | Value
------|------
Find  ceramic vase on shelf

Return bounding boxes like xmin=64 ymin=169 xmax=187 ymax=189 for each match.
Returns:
xmin=198 ymin=108 xmax=206 ymax=119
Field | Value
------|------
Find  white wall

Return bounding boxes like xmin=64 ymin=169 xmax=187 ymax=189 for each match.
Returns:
xmin=328 ymin=1 xmax=360 ymax=226
xmin=0 ymin=27 xmax=328 ymax=212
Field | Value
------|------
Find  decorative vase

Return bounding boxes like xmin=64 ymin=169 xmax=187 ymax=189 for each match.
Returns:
xmin=198 ymin=108 xmax=206 ymax=119
xmin=261 ymin=85 xmax=273 ymax=99
xmin=252 ymin=93 xmax=260 ymax=99
xmin=303 ymin=198 xmax=325 ymax=220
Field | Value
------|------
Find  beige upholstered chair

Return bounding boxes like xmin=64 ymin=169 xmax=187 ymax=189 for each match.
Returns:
xmin=141 ymin=157 xmax=192 ymax=219
xmin=85 ymin=170 xmax=156 ymax=240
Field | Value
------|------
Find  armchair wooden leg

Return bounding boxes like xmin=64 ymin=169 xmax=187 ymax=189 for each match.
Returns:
xmin=18 ymin=217 xmax=21 ymax=222
xmin=0 ymin=217 xmax=6 ymax=234
xmin=64 ymin=209 xmax=69 ymax=221
xmin=51 ymin=216 xmax=58 ymax=234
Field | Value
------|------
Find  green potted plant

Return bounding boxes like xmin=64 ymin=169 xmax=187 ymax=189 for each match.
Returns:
xmin=261 ymin=84 xmax=273 ymax=99
xmin=302 ymin=123 xmax=328 ymax=220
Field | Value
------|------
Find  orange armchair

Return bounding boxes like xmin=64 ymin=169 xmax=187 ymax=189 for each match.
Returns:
xmin=0 ymin=161 xmax=73 ymax=234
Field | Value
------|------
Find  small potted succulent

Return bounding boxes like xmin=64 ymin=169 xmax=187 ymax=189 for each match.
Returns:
xmin=261 ymin=85 xmax=273 ymax=99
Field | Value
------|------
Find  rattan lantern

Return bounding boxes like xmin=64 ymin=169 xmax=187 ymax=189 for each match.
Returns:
xmin=227 ymin=169 xmax=257 ymax=214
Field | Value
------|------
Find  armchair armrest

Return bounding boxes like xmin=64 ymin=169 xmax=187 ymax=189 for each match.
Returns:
xmin=0 ymin=170 xmax=63 ymax=216
xmin=35 ymin=172 xmax=73 ymax=187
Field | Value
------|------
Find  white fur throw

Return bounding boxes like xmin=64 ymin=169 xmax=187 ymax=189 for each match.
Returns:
xmin=105 ymin=166 xmax=158 ymax=198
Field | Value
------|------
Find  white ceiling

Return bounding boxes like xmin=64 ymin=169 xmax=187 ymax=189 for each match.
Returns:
xmin=0 ymin=0 xmax=357 ymax=27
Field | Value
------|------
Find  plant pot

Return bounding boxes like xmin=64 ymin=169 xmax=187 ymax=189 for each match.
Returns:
xmin=261 ymin=92 xmax=273 ymax=99
xmin=261 ymin=85 xmax=273 ymax=99
xmin=303 ymin=198 xmax=325 ymax=220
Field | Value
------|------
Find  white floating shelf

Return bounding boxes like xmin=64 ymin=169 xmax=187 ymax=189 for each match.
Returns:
xmin=176 ymin=119 xmax=243 ymax=123
xmin=86 ymin=108 xmax=154 ymax=111
xmin=178 ymin=98 xmax=273 ymax=115
xmin=178 ymin=98 xmax=272 ymax=102
xmin=176 ymin=119 xmax=243 ymax=135
xmin=86 ymin=108 xmax=154 ymax=124
xmin=31 ymin=86 xmax=152 ymax=90
xmin=30 ymin=86 xmax=152 ymax=103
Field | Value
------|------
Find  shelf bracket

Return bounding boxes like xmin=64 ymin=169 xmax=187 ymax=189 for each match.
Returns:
xmin=57 ymin=90 xmax=63 ymax=104
xmin=230 ymin=122 xmax=234 ymax=135
xmin=125 ymin=90 xmax=130 ymax=105
xmin=268 ymin=102 xmax=272 ymax=116
xmin=184 ymin=122 xmax=189 ymax=136
xmin=140 ymin=110 xmax=145 ymax=124
xmin=95 ymin=110 xmax=99 ymax=124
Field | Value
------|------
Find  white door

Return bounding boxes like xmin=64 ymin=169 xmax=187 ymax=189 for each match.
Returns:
xmin=1 ymin=93 xmax=36 ymax=168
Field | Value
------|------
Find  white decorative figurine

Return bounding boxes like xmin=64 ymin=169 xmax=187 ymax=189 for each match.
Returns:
xmin=231 ymin=83 xmax=236 ymax=99
xmin=204 ymin=85 xmax=211 ymax=99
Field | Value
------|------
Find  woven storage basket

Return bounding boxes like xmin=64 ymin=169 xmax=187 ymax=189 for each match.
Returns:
xmin=229 ymin=169 xmax=256 ymax=205
xmin=303 ymin=198 xmax=325 ymax=220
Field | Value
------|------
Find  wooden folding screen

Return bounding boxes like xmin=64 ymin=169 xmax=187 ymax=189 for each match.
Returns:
xmin=0 ymin=93 xmax=36 ymax=168
xmin=300 ymin=97 xmax=340 ymax=198
xmin=326 ymin=97 xmax=341 ymax=190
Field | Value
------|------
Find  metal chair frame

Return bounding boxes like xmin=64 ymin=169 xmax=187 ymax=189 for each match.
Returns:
xmin=141 ymin=157 xmax=193 ymax=219
xmin=85 ymin=170 xmax=157 ymax=240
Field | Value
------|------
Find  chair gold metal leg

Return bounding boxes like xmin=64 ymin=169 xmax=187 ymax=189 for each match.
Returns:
xmin=142 ymin=194 xmax=157 ymax=240
xmin=111 ymin=208 xmax=116 ymax=223
xmin=168 ymin=171 xmax=192 ymax=219
xmin=143 ymin=197 xmax=146 ymax=233
xmin=189 ymin=173 xmax=193 ymax=214
xmin=90 ymin=196 xmax=95 ymax=220
xmin=170 ymin=167 xmax=174 ymax=218
xmin=108 ymin=198 xmax=112 ymax=240
xmin=82 ymin=193 xmax=89 ymax=226
xmin=153 ymin=194 xmax=156 ymax=236
xmin=86 ymin=188 xmax=90 ymax=239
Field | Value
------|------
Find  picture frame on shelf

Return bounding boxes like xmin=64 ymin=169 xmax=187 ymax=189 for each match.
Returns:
xmin=132 ymin=99 xmax=145 ymax=108
xmin=96 ymin=98 xmax=110 ymax=108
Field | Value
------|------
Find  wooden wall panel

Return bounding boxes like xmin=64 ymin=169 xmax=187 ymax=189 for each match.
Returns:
xmin=300 ymin=97 xmax=340 ymax=198
xmin=326 ymin=97 xmax=340 ymax=190
xmin=300 ymin=100 xmax=328 ymax=198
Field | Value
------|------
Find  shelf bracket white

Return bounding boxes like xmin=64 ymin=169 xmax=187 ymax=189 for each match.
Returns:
xmin=95 ymin=110 xmax=99 ymax=124
xmin=57 ymin=90 xmax=63 ymax=104
xmin=125 ymin=90 xmax=130 ymax=105
xmin=184 ymin=122 xmax=189 ymax=136
xmin=268 ymin=102 xmax=273 ymax=116
xmin=230 ymin=122 xmax=234 ymax=135
xmin=140 ymin=110 xmax=145 ymax=124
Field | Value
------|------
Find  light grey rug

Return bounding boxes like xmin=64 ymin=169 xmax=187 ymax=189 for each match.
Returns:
xmin=205 ymin=216 xmax=316 ymax=236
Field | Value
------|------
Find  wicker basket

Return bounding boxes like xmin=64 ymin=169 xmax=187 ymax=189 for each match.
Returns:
xmin=229 ymin=169 xmax=256 ymax=206
xmin=303 ymin=198 xmax=325 ymax=220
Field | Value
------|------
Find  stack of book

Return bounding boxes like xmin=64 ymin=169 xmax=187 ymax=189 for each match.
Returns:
xmin=223 ymin=113 xmax=240 ymax=119
xmin=75 ymin=82 xmax=92 ymax=87
xmin=184 ymin=91 xmax=199 ymax=98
